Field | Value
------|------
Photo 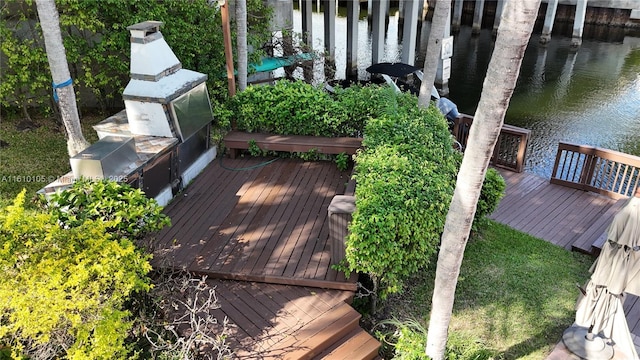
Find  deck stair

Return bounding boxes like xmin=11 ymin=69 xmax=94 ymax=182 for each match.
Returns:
xmin=314 ymin=327 xmax=381 ymax=359
xmin=237 ymin=302 xmax=380 ymax=359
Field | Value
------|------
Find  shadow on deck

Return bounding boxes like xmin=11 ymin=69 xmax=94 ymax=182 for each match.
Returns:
xmin=148 ymin=157 xmax=379 ymax=359
xmin=148 ymin=159 xmax=639 ymax=358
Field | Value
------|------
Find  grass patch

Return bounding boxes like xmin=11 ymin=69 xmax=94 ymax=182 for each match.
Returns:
xmin=376 ymin=221 xmax=593 ymax=359
xmin=0 ymin=115 xmax=101 ymax=208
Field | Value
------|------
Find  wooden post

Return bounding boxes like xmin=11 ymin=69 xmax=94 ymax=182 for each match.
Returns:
xmin=221 ymin=1 xmax=236 ymax=98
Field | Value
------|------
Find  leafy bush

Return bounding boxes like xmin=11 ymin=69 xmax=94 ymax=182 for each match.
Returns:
xmin=0 ymin=190 xmax=152 ymax=359
xmin=344 ymin=92 xmax=458 ymax=298
xmin=475 ymin=168 xmax=506 ymax=229
xmin=44 ymin=178 xmax=170 ymax=241
xmin=224 ymin=80 xmax=405 ymax=138
xmin=228 ymin=80 xmax=339 ymax=136
xmin=326 ymin=84 xmax=401 ymax=137
xmin=335 ymin=152 xmax=350 ymax=171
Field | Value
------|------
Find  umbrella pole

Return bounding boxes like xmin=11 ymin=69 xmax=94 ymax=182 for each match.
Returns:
xmin=563 ymin=325 xmax=614 ymax=360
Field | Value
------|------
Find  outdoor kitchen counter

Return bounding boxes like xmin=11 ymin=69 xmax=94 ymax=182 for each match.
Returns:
xmin=40 ymin=132 xmax=178 ymax=194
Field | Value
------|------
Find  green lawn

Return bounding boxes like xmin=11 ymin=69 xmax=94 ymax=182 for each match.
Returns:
xmin=0 ymin=115 xmax=100 ymax=208
xmin=376 ymin=221 xmax=593 ymax=359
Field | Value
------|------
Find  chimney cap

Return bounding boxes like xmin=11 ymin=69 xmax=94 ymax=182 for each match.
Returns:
xmin=127 ymin=21 xmax=163 ymax=38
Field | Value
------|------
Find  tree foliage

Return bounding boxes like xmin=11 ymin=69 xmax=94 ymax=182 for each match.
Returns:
xmin=0 ymin=2 xmax=51 ymax=121
xmin=0 ymin=0 xmax=273 ymax=116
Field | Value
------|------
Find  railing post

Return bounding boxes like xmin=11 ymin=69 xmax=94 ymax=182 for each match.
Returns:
xmin=515 ymin=130 xmax=529 ymax=173
xmin=580 ymin=151 xmax=597 ymax=187
xmin=550 ymin=143 xmax=565 ymax=181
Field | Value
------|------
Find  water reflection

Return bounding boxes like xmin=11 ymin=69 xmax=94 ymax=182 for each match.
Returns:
xmin=291 ymin=8 xmax=640 ymax=178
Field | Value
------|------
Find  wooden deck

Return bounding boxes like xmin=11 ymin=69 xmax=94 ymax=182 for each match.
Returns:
xmin=152 ymin=157 xmax=357 ymax=291
xmin=491 ymin=169 xmax=640 ymax=359
xmin=148 ymin=157 xmax=380 ymax=359
xmin=491 ymin=169 xmax=624 ymax=253
xmin=148 ymin=158 xmax=640 ymax=359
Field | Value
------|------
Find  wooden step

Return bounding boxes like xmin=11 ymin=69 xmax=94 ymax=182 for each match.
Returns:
xmin=276 ymin=302 xmax=361 ymax=360
xmin=314 ymin=328 xmax=381 ymax=360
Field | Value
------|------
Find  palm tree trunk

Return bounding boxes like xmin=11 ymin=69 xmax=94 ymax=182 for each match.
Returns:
xmin=425 ymin=1 xmax=541 ymax=358
xmin=417 ymin=0 xmax=449 ymax=107
xmin=236 ymin=0 xmax=248 ymax=91
xmin=35 ymin=0 xmax=90 ymax=157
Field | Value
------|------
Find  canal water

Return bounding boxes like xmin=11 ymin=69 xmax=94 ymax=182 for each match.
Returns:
xmin=288 ymin=7 xmax=640 ymax=179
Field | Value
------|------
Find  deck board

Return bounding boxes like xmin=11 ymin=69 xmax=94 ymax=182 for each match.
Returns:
xmin=205 ymin=161 xmax=285 ymax=271
xmin=258 ymin=163 xmax=316 ymax=276
xmin=212 ymin=161 xmax=294 ymax=272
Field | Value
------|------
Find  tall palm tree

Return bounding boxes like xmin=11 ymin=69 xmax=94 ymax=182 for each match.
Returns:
xmin=425 ymin=1 xmax=542 ymax=358
xmin=236 ymin=0 xmax=248 ymax=91
xmin=417 ymin=0 xmax=449 ymax=107
xmin=35 ymin=0 xmax=90 ymax=157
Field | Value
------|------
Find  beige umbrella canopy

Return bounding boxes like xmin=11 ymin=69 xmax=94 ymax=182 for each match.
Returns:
xmin=564 ymin=196 xmax=640 ymax=360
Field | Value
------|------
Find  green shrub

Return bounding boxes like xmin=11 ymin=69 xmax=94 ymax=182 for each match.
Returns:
xmin=475 ymin=168 xmax=506 ymax=229
xmin=344 ymin=92 xmax=458 ymax=298
xmin=229 ymin=80 xmax=338 ymax=136
xmin=327 ymin=84 xmax=399 ymax=137
xmin=44 ymin=178 xmax=170 ymax=241
xmin=226 ymin=80 xmax=403 ymax=138
xmin=335 ymin=152 xmax=350 ymax=171
xmin=0 ymin=190 xmax=152 ymax=359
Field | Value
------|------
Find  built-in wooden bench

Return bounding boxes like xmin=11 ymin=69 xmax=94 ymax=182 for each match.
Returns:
xmin=223 ymin=131 xmax=363 ymax=159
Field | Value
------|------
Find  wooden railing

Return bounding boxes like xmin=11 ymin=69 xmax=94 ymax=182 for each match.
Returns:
xmin=551 ymin=142 xmax=640 ymax=199
xmin=452 ymin=114 xmax=531 ymax=173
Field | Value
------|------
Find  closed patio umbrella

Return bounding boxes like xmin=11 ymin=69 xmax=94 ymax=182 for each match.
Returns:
xmin=564 ymin=195 xmax=640 ymax=360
